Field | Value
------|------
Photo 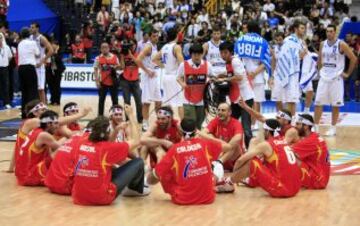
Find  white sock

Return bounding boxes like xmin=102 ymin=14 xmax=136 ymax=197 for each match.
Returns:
xmin=304 ymin=107 xmax=310 ymax=113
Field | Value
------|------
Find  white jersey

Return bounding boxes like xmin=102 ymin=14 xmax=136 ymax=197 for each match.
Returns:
xmin=161 ymin=42 xmax=179 ymax=75
xmin=242 ymin=58 xmax=265 ymax=84
xmin=142 ymin=41 xmax=158 ymax=71
xmin=30 ymin=34 xmax=45 ymax=63
xmin=206 ymin=40 xmax=226 ymax=76
xmin=320 ymin=39 xmax=345 ymax=81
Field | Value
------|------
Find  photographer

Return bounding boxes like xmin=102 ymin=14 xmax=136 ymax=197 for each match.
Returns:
xmin=119 ymin=39 xmax=143 ymax=124
xmin=94 ymin=42 xmax=121 ymax=116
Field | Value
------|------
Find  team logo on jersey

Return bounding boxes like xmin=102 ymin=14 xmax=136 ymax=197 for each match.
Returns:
xmin=74 ymin=155 xmax=89 ymax=175
xmin=183 ymin=156 xmax=198 ymax=179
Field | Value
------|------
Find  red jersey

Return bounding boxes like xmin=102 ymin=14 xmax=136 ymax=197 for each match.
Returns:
xmin=155 ymin=119 xmax=181 ymax=144
xmin=226 ymin=60 xmax=240 ymax=102
xmin=68 ymin=122 xmax=81 ymax=132
xmin=123 ymin=52 xmax=139 ymax=81
xmin=72 ymin=42 xmax=86 ymax=60
xmin=250 ymin=138 xmax=301 ymax=197
xmin=14 ymin=121 xmax=27 ymax=166
xmin=155 ymin=138 xmax=222 ymax=205
xmin=45 ymin=132 xmax=89 ymax=195
xmin=184 ymin=60 xmax=207 ymax=104
xmin=291 ymin=132 xmax=330 ymax=189
xmin=71 ymin=140 xmax=129 ymax=205
xmin=15 ymin=128 xmax=51 ymax=186
xmin=98 ymin=54 xmax=118 ymax=86
xmin=279 ymin=124 xmax=292 ymax=137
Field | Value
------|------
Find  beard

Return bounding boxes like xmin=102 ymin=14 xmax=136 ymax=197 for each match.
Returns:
xmin=159 ymin=123 xmax=169 ymax=130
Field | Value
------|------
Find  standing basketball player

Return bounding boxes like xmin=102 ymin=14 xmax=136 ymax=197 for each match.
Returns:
xmin=203 ymin=25 xmax=226 ymax=78
xmin=275 ymin=20 xmax=307 ymax=116
xmin=314 ymin=24 xmax=357 ymax=136
xmin=152 ymin=27 xmax=185 ymax=119
xmin=270 ymin=32 xmax=285 ymax=111
xmin=30 ymin=22 xmax=53 ymax=104
xmin=146 ymin=119 xmax=232 ymax=205
xmin=137 ymin=29 xmax=162 ymax=131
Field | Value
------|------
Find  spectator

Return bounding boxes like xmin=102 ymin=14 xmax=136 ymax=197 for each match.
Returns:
xmin=46 ymin=40 xmax=65 ymax=106
xmin=0 ymin=33 xmax=12 ymax=109
xmin=263 ymin=0 xmax=275 ymax=12
xmin=196 ymin=7 xmax=210 ymax=25
xmin=71 ymin=35 xmax=86 ymax=64
xmin=119 ymin=39 xmax=143 ymax=123
xmin=97 ymin=5 xmax=110 ymax=33
xmin=0 ymin=0 xmax=8 ymax=24
xmin=81 ymin=20 xmax=94 ymax=63
xmin=94 ymin=42 xmax=120 ymax=116
xmin=196 ymin=21 xmax=211 ymax=44
xmin=186 ymin=17 xmax=201 ymax=41
xmin=111 ymin=0 xmax=120 ymax=20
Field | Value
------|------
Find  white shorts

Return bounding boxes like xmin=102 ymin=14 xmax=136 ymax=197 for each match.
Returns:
xmin=253 ymin=83 xmax=265 ymax=102
xmin=140 ymin=69 xmax=162 ymax=103
xmin=36 ymin=66 xmax=46 ymax=90
xmin=302 ymin=81 xmax=313 ymax=93
xmin=283 ymin=75 xmax=300 ymax=103
xmin=271 ymin=76 xmax=285 ymax=102
xmin=162 ymin=74 xmax=184 ymax=107
xmin=314 ymin=77 xmax=344 ymax=107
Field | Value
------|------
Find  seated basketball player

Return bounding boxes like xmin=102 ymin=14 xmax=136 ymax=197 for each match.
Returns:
xmin=199 ymin=102 xmax=244 ymax=172
xmin=71 ymin=105 xmax=150 ymax=206
xmin=45 ymin=122 xmax=93 ymax=195
xmin=139 ymin=106 xmax=181 ymax=168
xmin=63 ymin=102 xmax=82 ymax=132
xmin=15 ymin=110 xmax=67 ymax=186
xmin=285 ymin=114 xmax=330 ymax=189
xmin=7 ymin=100 xmax=91 ymax=173
xmin=238 ymin=97 xmax=293 ymax=136
xmin=108 ymin=105 xmax=130 ymax=143
xmin=221 ymin=119 xmax=302 ymax=197
xmin=146 ymin=119 xmax=232 ymax=205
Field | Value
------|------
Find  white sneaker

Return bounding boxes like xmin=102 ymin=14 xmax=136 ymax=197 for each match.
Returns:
xmin=142 ymin=121 xmax=149 ymax=131
xmin=325 ymin=127 xmax=336 ymax=136
xmin=215 ymin=177 xmax=235 ymax=193
xmin=212 ymin=160 xmax=224 ymax=182
xmin=121 ymin=186 xmax=151 ymax=197
xmin=5 ymin=104 xmax=12 ymax=109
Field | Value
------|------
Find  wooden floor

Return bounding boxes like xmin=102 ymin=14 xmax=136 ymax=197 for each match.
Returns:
xmin=1 ymin=95 xmax=360 ymax=226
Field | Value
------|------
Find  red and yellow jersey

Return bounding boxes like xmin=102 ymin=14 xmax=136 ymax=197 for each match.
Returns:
xmin=15 ymin=128 xmax=51 ymax=186
xmin=155 ymin=119 xmax=181 ymax=144
xmin=257 ymin=138 xmax=301 ymax=195
xmin=68 ymin=122 xmax=81 ymax=132
xmin=71 ymin=139 xmax=129 ymax=205
xmin=14 ymin=120 xmax=27 ymax=166
xmin=45 ymin=132 xmax=89 ymax=195
xmin=207 ymin=116 xmax=244 ymax=150
xmin=155 ymin=138 xmax=222 ymax=205
xmin=291 ymin=132 xmax=330 ymax=189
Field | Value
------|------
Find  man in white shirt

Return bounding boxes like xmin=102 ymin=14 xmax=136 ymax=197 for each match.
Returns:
xmin=263 ymin=0 xmax=275 ymax=12
xmin=111 ymin=0 xmax=120 ymax=20
xmin=18 ymin=27 xmax=40 ymax=118
xmin=0 ymin=34 xmax=12 ymax=109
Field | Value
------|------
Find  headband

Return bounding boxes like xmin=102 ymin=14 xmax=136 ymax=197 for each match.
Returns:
xmin=157 ymin=109 xmax=171 ymax=117
xmin=29 ymin=103 xmax=47 ymax=114
xmin=263 ymin=122 xmax=281 ymax=137
xmin=64 ymin=105 xmax=79 ymax=113
xmin=109 ymin=107 xmax=123 ymax=116
xmin=276 ymin=111 xmax=292 ymax=121
xmin=296 ymin=115 xmax=314 ymax=126
xmin=180 ymin=125 xmax=195 ymax=140
xmin=40 ymin=116 xmax=58 ymax=124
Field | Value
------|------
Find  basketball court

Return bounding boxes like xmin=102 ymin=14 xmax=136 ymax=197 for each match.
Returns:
xmin=0 ymin=92 xmax=360 ymax=226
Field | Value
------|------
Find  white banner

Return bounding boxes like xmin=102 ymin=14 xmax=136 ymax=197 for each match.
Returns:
xmin=61 ymin=64 xmax=97 ymax=89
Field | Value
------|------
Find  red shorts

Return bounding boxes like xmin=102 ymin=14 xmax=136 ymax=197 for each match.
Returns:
xmin=299 ymin=162 xmax=329 ymax=189
xmin=18 ymin=160 xmax=49 ymax=186
xmin=249 ymin=158 xmax=298 ymax=198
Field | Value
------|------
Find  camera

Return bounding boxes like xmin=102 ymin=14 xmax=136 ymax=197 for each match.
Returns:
xmin=121 ymin=41 xmax=133 ymax=55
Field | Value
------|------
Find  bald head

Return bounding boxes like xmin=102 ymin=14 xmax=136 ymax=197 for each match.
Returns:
xmin=217 ymin=103 xmax=231 ymax=122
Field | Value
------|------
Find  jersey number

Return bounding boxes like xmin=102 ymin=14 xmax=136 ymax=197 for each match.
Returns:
xmin=284 ymin=146 xmax=296 ymax=165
